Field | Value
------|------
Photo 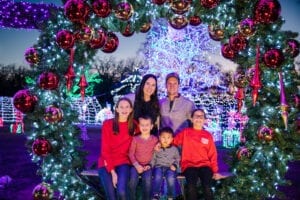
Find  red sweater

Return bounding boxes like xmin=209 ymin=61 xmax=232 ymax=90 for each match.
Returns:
xmin=98 ymin=119 xmax=136 ymax=172
xmin=173 ymin=128 xmax=218 ymax=173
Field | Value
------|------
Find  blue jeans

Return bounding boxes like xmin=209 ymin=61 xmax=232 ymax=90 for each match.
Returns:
xmin=152 ymin=166 xmax=177 ymax=198
xmin=129 ymin=166 xmax=152 ymax=200
xmin=98 ymin=164 xmax=130 ymax=200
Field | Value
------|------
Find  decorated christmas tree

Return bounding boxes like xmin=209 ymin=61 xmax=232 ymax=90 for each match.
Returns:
xmin=1 ymin=0 xmax=299 ymax=199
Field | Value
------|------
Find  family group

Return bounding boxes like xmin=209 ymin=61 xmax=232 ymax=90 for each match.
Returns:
xmin=97 ymin=73 xmax=224 ymax=200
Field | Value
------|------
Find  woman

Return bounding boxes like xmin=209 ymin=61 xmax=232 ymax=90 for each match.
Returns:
xmin=126 ymin=74 xmax=160 ymax=135
xmin=98 ymin=97 xmax=138 ymax=200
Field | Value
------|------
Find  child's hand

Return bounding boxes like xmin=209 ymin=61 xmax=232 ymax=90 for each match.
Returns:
xmin=111 ymin=170 xmax=118 ymax=188
xmin=170 ymin=165 xmax=176 ymax=171
xmin=154 ymin=143 xmax=161 ymax=152
xmin=212 ymin=173 xmax=226 ymax=180
xmin=143 ymin=165 xmax=151 ymax=171
xmin=135 ymin=164 xmax=144 ymax=174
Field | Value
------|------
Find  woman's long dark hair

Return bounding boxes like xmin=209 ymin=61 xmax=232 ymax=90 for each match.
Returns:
xmin=113 ymin=97 xmax=135 ymax=136
xmin=134 ymin=74 xmax=160 ymax=119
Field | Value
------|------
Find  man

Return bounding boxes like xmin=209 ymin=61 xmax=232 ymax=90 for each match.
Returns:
xmin=160 ymin=72 xmax=195 ymax=135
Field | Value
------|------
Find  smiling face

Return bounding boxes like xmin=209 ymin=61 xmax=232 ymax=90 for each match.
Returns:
xmin=143 ymin=77 xmax=157 ymax=101
xmin=138 ymin=117 xmax=153 ymax=136
xmin=166 ymin=77 xmax=179 ymax=98
xmin=159 ymin=132 xmax=173 ymax=148
xmin=191 ymin=109 xmax=206 ymax=130
xmin=115 ymin=99 xmax=133 ymax=122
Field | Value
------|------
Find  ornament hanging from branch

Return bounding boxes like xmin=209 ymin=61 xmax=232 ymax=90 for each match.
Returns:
xmin=78 ymin=73 xmax=88 ymax=101
xmin=64 ymin=48 xmax=76 ymax=91
xmin=250 ymin=46 xmax=262 ymax=106
xmin=279 ymin=72 xmax=288 ymax=129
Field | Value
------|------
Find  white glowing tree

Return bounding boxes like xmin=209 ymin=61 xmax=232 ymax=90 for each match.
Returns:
xmin=139 ymin=19 xmax=227 ymax=96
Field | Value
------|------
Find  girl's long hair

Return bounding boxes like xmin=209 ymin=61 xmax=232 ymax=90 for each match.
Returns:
xmin=113 ymin=97 xmax=135 ymax=136
xmin=134 ymin=74 xmax=160 ymax=119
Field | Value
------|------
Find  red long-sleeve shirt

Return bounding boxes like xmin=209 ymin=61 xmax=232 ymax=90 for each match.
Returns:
xmin=98 ymin=119 xmax=136 ymax=172
xmin=173 ymin=128 xmax=218 ymax=173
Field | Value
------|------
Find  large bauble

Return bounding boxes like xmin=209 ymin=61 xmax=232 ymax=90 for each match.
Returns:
xmin=13 ymin=90 xmax=37 ymax=113
xmin=238 ymin=18 xmax=256 ymax=37
xmin=237 ymin=147 xmax=250 ymax=160
xmin=121 ymin=23 xmax=134 ymax=37
xmin=169 ymin=15 xmax=188 ymax=29
xmin=89 ymin=28 xmax=107 ymax=49
xmin=56 ymin=30 xmax=75 ymax=50
xmin=64 ymin=0 xmax=90 ymax=24
xmin=254 ymin=0 xmax=281 ymax=24
xmin=200 ymin=0 xmax=220 ymax=9
xmin=44 ymin=105 xmax=63 ymax=123
xmin=32 ymin=138 xmax=52 ymax=156
xmin=170 ymin=0 xmax=191 ymax=15
xmin=208 ymin=25 xmax=224 ymax=41
xmin=92 ymin=0 xmax=111 ymax=18
xmin=140 ymin=22 xmax=152 ymax=33
xmin=189 ymin=16 xmax=202 ymax=26
xmin=229 ymin=34 xmax=247 ymax=52
xmin=221 ymin=43 xmax=236 ymax=60
xmin=257 ymin=126 xmax=274 ymax=142
xmin=38 ymin=72 xmax=59 ymax=90
xmin=76 ymin=26 xmax=92 ymax=42
xmin=285 ymin=39 xmax=299 ymax=58
xmin=263 ymin=48 xmax=284 ymax=68
xmin=102 ymin=32 xmax=119 ymax=53
xmin=32 ymin=182 xmax=53 ymax=200
xmin=114 ymin=2 xmax=133 ymax=21
xmin=24 ymin=47 xmax=40 ymax=65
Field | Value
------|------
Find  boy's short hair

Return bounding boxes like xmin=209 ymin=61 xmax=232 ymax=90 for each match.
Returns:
xmin=138 ymin=115 xmax=153 ymax=123
xmin=159 ymin=126 xmax=174 ymax=136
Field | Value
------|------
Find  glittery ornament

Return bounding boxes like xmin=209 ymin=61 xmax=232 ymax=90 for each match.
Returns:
xmin=92 ymin=0 xmax=111 ymax=18
xmin=238 ymin=18 xmax=256 ymax=37
xmin=263 ymin=48 xmax=284 ymax=68
xmin=64 ymin=0 xmax=90 ymax=24
xmin=32 ymin=182 xmax=53 ymax=200
xmin=114 ymin=2 xmax=133 ymax=21
xmin=254 ymin=0 xmax=281 ymax=24
xmin=102 ymin=32 xmax=119 ymax=53
xmin=38 ymin=72 xmax=59 ymax=90
xmin=189 ymin=15 xmax=202 ymax=26
xmin=221 ymin=43 xmax=236 ymax=60
xmin=169 ymin=15 xmax=188 ymax=29
xmin=24 ymin=47 xmax=40 ymax=65
xmin=32 ymin=138 xmax=52 ymax=156
xmin=44 ymin=105 xmax=63 ymax=123
xmin=200 ymin=0 xmax=220 ymax=9
xmin=13 ymin=90 xmax=37 ymax=113
xmin=257 ymin=126 xmax=274 ymax=142
xmin=56 ymin=30 xmax=75 ymax=50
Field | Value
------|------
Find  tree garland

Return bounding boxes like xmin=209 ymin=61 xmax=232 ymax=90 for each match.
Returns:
xmin=5 ymin=0 xmax=300 ymax=199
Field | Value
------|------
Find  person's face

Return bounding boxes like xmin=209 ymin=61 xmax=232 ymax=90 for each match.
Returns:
xmin=191 ymin=110 xmax=206 ymax=129
xmin=166 ymin=77 xmax=179 ymax=96
xmin=138 ymin=118 xmax=153 ymax=135
xmin=116 ymin=100 xmax=132 ymax=120
xmin=143 ymin=77 xmax=156 ymax=99
xmin=159 ymin=132 xmax=173 ymax=148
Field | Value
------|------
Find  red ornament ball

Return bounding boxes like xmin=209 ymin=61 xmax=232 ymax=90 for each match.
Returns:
xmin=257 ymin=126 xmax=274 ymax=142
xmin=169 ymin=15 xmax=188 ymax=30
xmin=64 ymin=0 xmax=90 ymax=24
xmin=114 ymin=2 xmax=133 ymax=21
xmin=121 ymin=23 xmax=134 ymax=37
xmin=238 ymin=18 xmax=256 ymax=37
xmin=24 ymin=47 xmax=40 ymax=65
xmin=140 ymin=22 xmax=152 ymax=33
xmin=285 ymin=39 xmax=299 ymax=58
xmin=32 ymin=182 xmax=53 ymax=200
xmin=263 ymin=48 xmax=284 ymax=68
xmin=254 ymin=0 xmax=281 ymax=24
xmin=152 ymin=0 xmax=167 ymax=5
xmin=189 ymin=16 xmax=202 ymax=26
xmin=76 ymin=26 xmax=93 ymax=42
xmin=221 ymin=43 xmax=236 ymax=60
xmin=92 ymin=0 xmax=111 ymax=18
xmin=237 ymin=147 xmax=250 ymax=160
xmin=56 ymin=30 xmax=75 ymax=50
xmin=229 ymin=34 xmax=247 ymax=52
xmin=32 ymin=138 xmax=52 ymax=156
xmin=102 ymin=32 xmax=119 ymax=53
xmin=200 ymin=0 xmax=220 ymax=9
xmin=170 ymin=0 xmax=191 ymax=15
xmin=13 ymin=90 xmax=37 ymax=113
xmin=38 ymin=72 xmax=59 ymax=90
xmin=89 ymin=28 xmax=107 ymax=49
xmin=44 ymin=105 xmax=63 ymax=123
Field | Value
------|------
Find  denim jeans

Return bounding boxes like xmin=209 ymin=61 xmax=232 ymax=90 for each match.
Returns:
xmin=98 ymin=164 xmax=130 ymax=200
xmin=152 ymin=166 xmax=177 ymax=198
xmin=129 ymin=166 xmax=152 ymax=200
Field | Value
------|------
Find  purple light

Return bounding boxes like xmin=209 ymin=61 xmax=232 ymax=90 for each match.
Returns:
xmin=0 ymin=0 xmax=60 ymax=29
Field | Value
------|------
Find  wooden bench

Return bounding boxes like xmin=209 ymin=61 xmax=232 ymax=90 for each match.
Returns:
xmin=81 ymin=170 xmax=233 ymax=199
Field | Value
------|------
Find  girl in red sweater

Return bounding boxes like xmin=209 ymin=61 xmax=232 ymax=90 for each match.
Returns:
xmin=98 ymin=97 xmax=138 ymax=200
xmin=173 ymin=108 xmax=223 ymax=200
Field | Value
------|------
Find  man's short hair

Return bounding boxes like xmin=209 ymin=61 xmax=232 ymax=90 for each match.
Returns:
xmin=165 ymin=72 xmax=180 ymax=84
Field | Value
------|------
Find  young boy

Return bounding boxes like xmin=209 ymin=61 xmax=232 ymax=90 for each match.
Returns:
xmin=173 ymin=108 xmax=223 ymax=200
xmin=151 ymin=127 xmax=180 ymax=200
xmin=128 ymin=115 xmax=158 ymax=200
